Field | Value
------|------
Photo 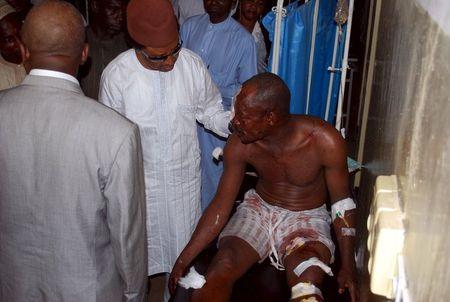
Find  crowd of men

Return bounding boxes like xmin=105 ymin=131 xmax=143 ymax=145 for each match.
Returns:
xmin=0 ymin=0 xmax=358 ymax=302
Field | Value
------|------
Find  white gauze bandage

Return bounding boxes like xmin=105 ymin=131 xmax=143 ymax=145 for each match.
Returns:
xmin=178 ymin=267 xmax=206 ymax=290
xmin=293 ymin=257 xmax=333 ymax=277
xmin=212 ymin=147 xmax=223 ymax=161
xmin=341 ymin=227 xmax=356 ymax=236
xmin=291 ymin=282 xmax=323 ymax=300
xmin=331 ymin=197 xmax=356 ymax=221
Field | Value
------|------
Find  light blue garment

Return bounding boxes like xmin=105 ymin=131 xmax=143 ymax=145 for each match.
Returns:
xmin=181 ymin=14 xmax=257 ymax=210
xmin=263 ymin=0 xmax=346 ymax=123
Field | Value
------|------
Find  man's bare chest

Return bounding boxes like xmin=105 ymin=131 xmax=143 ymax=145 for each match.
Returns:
xmin=247 ymin=147 xmax=323 ymax=187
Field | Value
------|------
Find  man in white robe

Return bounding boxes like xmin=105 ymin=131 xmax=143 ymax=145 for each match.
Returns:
xmin=99 ymin=0 xmax=230 ymax=295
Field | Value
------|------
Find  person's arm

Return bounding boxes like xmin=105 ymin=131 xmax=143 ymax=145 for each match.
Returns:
xmin=319 ymin=124 xmax=358 ymax=302
xmin=169 ymin=135 xmax=247 ymax=294
xmin=103 ymin=125 xmax=148 ymax=301
xmin=98 ymin=69 xmax=125 ymax=114
xmin=195 ymin=61 xmax=231 ymax=137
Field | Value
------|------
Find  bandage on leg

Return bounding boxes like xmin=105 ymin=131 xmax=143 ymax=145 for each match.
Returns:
xmin=291 ymin=282 xmax=323 ymax=300
xmin=293 ymin=257 xmax=333 ymax=277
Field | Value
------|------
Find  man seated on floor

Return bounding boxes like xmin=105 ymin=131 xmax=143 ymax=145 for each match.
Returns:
xmin=169 ymin=72 xmax=358 ymax=302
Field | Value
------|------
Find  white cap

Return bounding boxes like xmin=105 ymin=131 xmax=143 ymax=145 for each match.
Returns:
xmin=0 ymin=0 xmax=15 ymax=20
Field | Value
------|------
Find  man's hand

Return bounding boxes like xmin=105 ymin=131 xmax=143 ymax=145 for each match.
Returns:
xmin=337 ymin=267 xmax=359 ymax=302
xmin=168 ymin=259 xmax=189 ymax=295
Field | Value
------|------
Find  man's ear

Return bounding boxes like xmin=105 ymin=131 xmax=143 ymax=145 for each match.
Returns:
xmin=19 ymin=41 xmax=31 ymax=72
xmin=80 ymin=43 xmax=89 ymax=65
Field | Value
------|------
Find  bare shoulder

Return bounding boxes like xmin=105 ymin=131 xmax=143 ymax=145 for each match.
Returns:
xmin=292 ymin=115 xmax=347 ymax=163
xmin=223 ymin=133 xmax=250 ymax=162
xmin=313 ymin=118 xmax=346 ymax=150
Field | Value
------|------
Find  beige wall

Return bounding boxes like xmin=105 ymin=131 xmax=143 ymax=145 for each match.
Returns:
xmin=358 ymin=0 xmax=450 ymax=300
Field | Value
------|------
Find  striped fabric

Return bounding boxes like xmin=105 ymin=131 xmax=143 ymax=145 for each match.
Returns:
xmin=219 ymin=189 xmax=335 ymax=268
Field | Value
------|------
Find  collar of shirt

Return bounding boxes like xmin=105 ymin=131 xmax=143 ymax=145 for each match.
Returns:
xmin=29 ymin=69 xmax=79 ymax=85
xmin=206 ymin=15 xmax=232 ymax=30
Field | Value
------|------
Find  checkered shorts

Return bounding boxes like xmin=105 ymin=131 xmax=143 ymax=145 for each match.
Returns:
xmin=219 ymin=190 xmax=335 ymax=269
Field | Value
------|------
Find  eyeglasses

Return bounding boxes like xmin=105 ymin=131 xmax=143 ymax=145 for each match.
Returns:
xmin=138 ymin=41 xmax=183 ymax=63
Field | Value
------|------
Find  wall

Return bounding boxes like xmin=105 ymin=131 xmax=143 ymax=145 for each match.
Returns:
xmin=357 ymin=0 xmax=450 ymax=300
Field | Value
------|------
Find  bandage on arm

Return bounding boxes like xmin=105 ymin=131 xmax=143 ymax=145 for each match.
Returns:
xmin=331 ymin=197 xmax=356 ymax=236
xmin=341 ymin=227 xmax=356 ymax=236
xmin=331 ymin=197 xmax=356 ymax=223
xmin=331 ymin=197 xmax=357 ymax=275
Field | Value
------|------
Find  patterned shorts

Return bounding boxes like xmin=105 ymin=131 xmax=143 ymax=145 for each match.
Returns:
xmin=219 ymin=189 xmax=335 ymax=269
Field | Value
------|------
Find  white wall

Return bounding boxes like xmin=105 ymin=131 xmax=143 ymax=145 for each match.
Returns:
xmin=358 ymin=0 xmax=450 ymax=300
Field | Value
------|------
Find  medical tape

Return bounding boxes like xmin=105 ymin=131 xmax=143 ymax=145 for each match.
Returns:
xmin=293 ymin=257 xmax=333 ymax=277
xmin=291 ymin=282 xmax=323 ymax=300
xmin=341 ymin=227 xmax=356 ymax=236
xmin=331 ymin=198 xmax=356 ymax=222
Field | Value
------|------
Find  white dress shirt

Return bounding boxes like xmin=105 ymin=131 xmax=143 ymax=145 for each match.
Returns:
xmin=29 ymin=69 xmax=79 ymax=85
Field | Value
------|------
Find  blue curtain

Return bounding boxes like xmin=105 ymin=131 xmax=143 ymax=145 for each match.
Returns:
xmin=263 ymin=0 xmax=347 ymax=124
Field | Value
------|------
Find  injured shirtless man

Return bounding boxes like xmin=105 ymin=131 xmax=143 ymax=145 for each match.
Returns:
xmin=169 ymin=72 xmax=358 ymax=302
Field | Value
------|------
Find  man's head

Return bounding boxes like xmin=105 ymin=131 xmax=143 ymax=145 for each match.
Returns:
xmin=232 ymin=72 xmax=290 ymax=144
xmin=20 ymin=0 xmax=87 ymax=75
xmin=204 ymin=0 xmax=236 ymax=23
xmin=0 ymin=1 xmax=22 ymax=64
xmin=127 ymin=0 xmax=179 ymax=72
xmin=240 ymin=0 xmax=266 ymax=23
xmin=90 ymin=0 xmax=126 ymax=38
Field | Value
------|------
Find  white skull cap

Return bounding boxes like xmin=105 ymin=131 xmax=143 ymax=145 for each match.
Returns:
xmin=0 ymin=0 xmax=15 ymax=20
